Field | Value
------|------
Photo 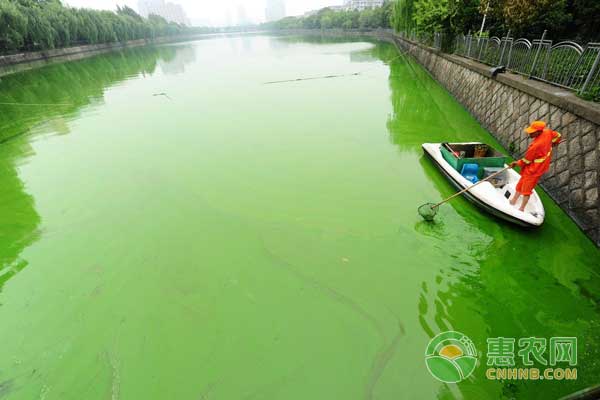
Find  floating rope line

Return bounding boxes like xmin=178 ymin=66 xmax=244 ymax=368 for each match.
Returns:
xmin=263 ymin=54 xmax=405 ymax=86
xmin=264 ymin=72 xmax=361 ymax=85
xmin=152 ymin=93 xmax=172 ymax=100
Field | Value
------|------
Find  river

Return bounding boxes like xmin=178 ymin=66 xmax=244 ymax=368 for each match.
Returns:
xmin=0 ymin=34 xmax=599 ymax=400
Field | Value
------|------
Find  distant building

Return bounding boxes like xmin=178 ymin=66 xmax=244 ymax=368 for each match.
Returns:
xmin=138 ymin=0 xmax=189 ymax=26
xmin=225 ymin=9 xmax=233 ymax=27
xmin=265 ymin=0 xmax=286 ymax=22
xmin=343 ymin=0 xmax=384 ymax=11
xmin=236 ymin=4 xmax=250 ymax=26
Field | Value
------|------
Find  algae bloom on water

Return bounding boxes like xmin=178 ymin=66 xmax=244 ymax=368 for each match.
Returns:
xmin=0 ymin=35 xmax=599 ymax=400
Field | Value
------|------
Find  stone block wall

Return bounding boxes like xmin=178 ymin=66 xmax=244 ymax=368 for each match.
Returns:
xmin=393 ymin=36 xmax=600 ymax=246
xmin=0 ymin=35 xmax=204 ymax=78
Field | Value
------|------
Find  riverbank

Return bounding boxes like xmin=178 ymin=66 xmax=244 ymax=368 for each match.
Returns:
xmin=2 ymin=28 xmax=598 ymax=246
xmin=391 ymin=34 xmax=600 ymax=247
xmin=1 ymin=36 xmax=598 ymax=399
xmin=0 ymin=38 xmax=168 ymax=78
xmin=0 ymin=32 xmax=265 ymax=78
xmin=272 ymin=28 xmax=600 ymax=246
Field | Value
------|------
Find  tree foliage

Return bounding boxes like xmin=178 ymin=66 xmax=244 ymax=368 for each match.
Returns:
xmin=0 ymin=0 xmax=186 ymax=54
xmin=0 ymin=0 xmax=27 ymax=51
xmin=391 ymin=0 xmax=416 ymax=32
xmin=570 ymin=0 xmax=600 ymax=41
xmin=390 ymin=0 xmax=598 ymax=41
xmin=413 ymin=0 xmax=449 ymax=32
xmin=484 ymin=0 xmax=572 ymax=37
xmin=263 ymin=2 xmax=394 ymax=31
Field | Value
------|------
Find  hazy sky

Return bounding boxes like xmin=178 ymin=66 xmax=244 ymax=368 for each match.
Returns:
xmin=63 ymin=0 xmax=345 ymax=26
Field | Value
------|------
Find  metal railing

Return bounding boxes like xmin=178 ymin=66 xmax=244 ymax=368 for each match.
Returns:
xmin=399 ymin=30 xmax=443 ymax=50
xmin=453 ymin=31 xmax=600 ymax=99
xmin=397 ymin=29 xmax=600 ymax=101
xmin=433 ymin=32 xmax=442 ymax=51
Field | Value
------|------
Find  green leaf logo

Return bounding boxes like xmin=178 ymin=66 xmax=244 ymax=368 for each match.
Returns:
xmin=425 ymin=331 xmax=478 ymax=383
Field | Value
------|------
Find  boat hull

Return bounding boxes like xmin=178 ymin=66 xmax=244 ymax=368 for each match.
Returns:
xmin=422 ymin=143 xmax=545 ymax=228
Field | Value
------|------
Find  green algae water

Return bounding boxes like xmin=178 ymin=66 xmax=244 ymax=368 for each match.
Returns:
xmin=1 ymin=35 xmax=599 ymax=399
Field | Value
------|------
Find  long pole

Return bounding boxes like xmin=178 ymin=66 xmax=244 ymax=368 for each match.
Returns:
xmin=499 ymin=29 xmax=511 ymax=65
xmin=433 ymin=140 xmax=564 ymax=209
xmin=479 ymin=0 xmax=490 ymax=37
xmin=581 ymin=49 xmax=600 ymax=95
xmin=529 ymin=30 xmax=547 ymax=78
xmin=432 ymin=166 xmax=511 ymax=209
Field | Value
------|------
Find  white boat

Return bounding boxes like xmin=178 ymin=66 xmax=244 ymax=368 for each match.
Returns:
xmin=422 ymin=142 xmax=545 ymax=227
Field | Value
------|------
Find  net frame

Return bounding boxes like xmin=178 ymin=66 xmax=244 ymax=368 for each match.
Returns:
xmin=418 ymin=203 xmax=438 ymax=221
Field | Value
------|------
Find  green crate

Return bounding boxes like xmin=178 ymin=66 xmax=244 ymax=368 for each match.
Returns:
xmin=440 ymin=144 xmax=506 ymax=178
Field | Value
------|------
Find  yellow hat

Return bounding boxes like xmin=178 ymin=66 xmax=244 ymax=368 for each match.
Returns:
xmin=525 ymin=121 xmax=546 ymax=134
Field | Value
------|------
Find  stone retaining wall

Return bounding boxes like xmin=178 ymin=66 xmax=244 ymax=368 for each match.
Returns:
xmin=0 ymin=32 xmax=269 ymax=76
xmin=0 ymin=34 xmax=211 ymax=78
xmin=0 ymin=39 xmax=148 ymax=67
xmin=392 ymin=36 xmax=600 ymax=246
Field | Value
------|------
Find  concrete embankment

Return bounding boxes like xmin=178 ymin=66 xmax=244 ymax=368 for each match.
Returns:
xmin=276 ymin=29 xmax=600 ymax=246
xmin=391 ymin=34 xmax=600 ymax=247
xmin=2 ymin=39 xmax=153 ymax=77
xmin=0 ymin=33 xmax=260 ymax=77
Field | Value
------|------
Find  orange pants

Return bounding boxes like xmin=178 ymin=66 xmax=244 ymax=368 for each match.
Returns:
xmin=516 ymin=174 xmax=541 ymax=196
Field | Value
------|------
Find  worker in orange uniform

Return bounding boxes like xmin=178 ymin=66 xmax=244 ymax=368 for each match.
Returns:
xmin=509 ymin=121 xmax=561 ymax=212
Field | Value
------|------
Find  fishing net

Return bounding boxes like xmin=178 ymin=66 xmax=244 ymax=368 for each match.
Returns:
xmin=418 ymin=203 xmax=438 ymax=222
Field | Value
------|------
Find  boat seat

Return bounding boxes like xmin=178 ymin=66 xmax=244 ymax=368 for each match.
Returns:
xmin=461 ymin=163 xmax=479 ymax=184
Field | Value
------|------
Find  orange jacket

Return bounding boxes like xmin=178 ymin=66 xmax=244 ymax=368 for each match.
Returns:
xmin=517 ymin=129 xmax=561 ymax=177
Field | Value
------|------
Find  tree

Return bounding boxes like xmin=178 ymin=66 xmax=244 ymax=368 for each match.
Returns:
xmin=321 ymin=14 xmax=333 ymax=29
xmin=342 ymin=18 xmax=354 ymax=30
xmin=373 ymin=2 xmax=393 ymax=28
xmin=413 ymin=0 xmax=450 ymax=32
xmin=263 ymin=3 xmax=395 ymax=32
xmin=359 ymin=9 xmax=374 ymax=29
xmin=392 ymin=0 xmax=417 ymax=31
xmin=1 ymin=0 xmax=187 ymax=54
xmin=448 ymin=0 xmax=483 ymax=35
xmin=262 ymin=0 xmax=599 ymax=40
xmin=571 ymin=0 xmax=600 ymax=40
xmin=0 ymin=0 xmax=27 ymax=51
xmin=572 ymin=0 xmax=600 ymax=41
xmin=21 ymin=5 xmax=57 ymax=50
xmin=487 ymin=0 xmax=571 ymax=37
xmin=117 ymin=5 xmax=143 ymax=21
